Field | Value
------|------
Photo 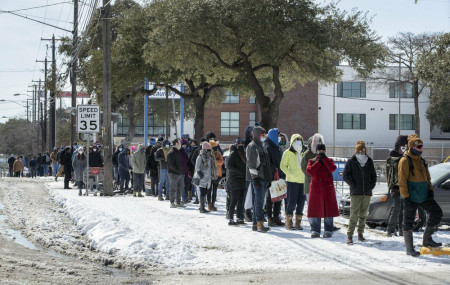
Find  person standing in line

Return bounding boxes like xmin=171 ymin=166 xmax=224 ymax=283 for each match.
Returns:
xmin=13 ymin=156 xmax=24 ymax=177
xmin=188 ymin=139 xmax=200 ymax=204
xmin=280 ymin=134 xmax=306 ymax=230
xmin=62 ymin=146 xmax=73 ymax=189
xmin=147 ymin=142 xmax=161 ymax=197
xmin=50 ymin=148 xmax=59 ymax=179
xmin=207 ymin=140 xmax=223 ymax=211
xmin=246 ymin=126 xmax=272 ymax=233
xmin=155 ymin=140 xmax=171 ymax=201
xmin=386 ymin=135 xmax=408 ymax=237
xmin=195 ymin=142 xmax=216 ymax=213
xmin=72 ymin=147 xmax=87 ymax=196
xmin=167 ymin=139 xmax=185 ymax=208
xmin=29 ymin=157 xmax=38 ymax=178
xmin=19 ymin=156 xmax=26 ymax=177
xmin=112 ymin=145 xmax=123 ymax=187
xmin=398 ymin=134 xmax=443 ymax=257
xmin=179 ymin=139 xmax=191 ymax=203
xmin=306 ymin=143 xmax=339 ymax=238
xmin=118 ymin=147 xmax=132 ymax=193
xmin=227 ymin=139 xmax=247 ymax=225
xmin=343 ymin=141 xmax=377 ymax=245
xmin=8 ymin=154 xmax=15 ymax=177
xmin=265 ymin=128 xmax=286 ymax=227
xmin=131 ymin=144 xmax=147 ymax=198
xmin=43 ymin=151 xmax=51 ymax=176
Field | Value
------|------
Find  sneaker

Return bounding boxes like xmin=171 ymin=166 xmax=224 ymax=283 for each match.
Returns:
xmin=237 ymin=219 xmax=246 ymax=225
xmin=347 ymin=237 xmax=354 ymax=245
xmin=323 ymin=233 xmax=332 ymax=238
xmin=311 ymin=232 xmax=320 ymax=238
xmin=193 ymin=200 xmax=199 ymax=204
xmin=228 ymin=220 xmax=237 ymax=226
xmin=332 ymin=226 xmax=340 ymax=232
xmin=158 ymin=197 xmax=164 ymax=201
xmin=176 ymin=203 xmax=186 ymax=208
xmin=170 ymin=203 xmax=177 ymax=208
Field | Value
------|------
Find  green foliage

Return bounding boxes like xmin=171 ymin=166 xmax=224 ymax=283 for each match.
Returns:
xmin=418 ymin=33 xmax=450 ymax=130
xmin=0 ymin=119 xmax=39 ymax=156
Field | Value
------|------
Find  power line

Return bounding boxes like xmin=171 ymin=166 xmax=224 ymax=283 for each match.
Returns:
xmin=0 ymin=2 xmax=71 ymax=14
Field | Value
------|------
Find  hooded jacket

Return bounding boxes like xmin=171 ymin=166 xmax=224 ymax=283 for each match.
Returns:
xmin=155 ymin=145 xmax=170 ymax=169
xmin=278 ymin=133 xmax=290 ymax=153
xmin=244 ymin=126 xmax=254 ymax=147
xmin=167 ymin=146 xmax=183 ymax=175
xmin=118 ymin=148 xmax=131 ymax=171
xmin=343 ymin=154 xmax=377 ymax=196
xmin=398 ymin=150 xmax=433 ymax=203
xmin=280 ymin=134 xmax=305 ymax=184
xmin=245 ymin=126 xmax=271 ymax=182
xmin=301 ymin=134 xmax=324 ymax=194
xmin=13 ymin=159 xmax=24 ymax=173
xmin=146 ymin=145 xmax=160 ymax=176
xmin=226 ymin=146 xmax=247 ymax=191
xmin=264 ymin=128 xmax=285 ymax=180
xmin=72 ymin=153 xmax=87 ymax=182
xmin=131 ymin=145 xmax=147 ymax=174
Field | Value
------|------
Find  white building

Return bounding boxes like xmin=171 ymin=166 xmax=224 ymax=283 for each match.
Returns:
xmin=318 ymin=66 xmax=450 ymax=150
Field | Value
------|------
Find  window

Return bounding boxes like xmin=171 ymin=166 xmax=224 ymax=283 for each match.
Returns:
xmin=337 ymin=82 xmax=366 ymax=98
xmin=389 ymin=114 xmax=415 ymax=130
xmin=249 ymin=96 xmax=256 ymax=104
xmin=223 ymin=91 xmax=240 ymax=103
xmin=221 ymin=112 xmax=239 ymax=136
xmin=389 ymin=82 xmax=413 ymax=98
xmin=249 ymin=112 xmax=256 ymax=126
xmin=337 ymin=114 xmax=366 ymax=129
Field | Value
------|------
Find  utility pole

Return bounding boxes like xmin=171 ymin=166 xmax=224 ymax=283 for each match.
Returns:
xmin=32 ymin=79 xmax=45 ymax=151
xmin=398 ymin=54 xmax=401 ymax=137
xmin=36 ymin=54 xmax=48 ymax=150
xmin=102 ymin=0 xmax=113 ymax=196
xmin=41 ymin=35 xmax=57 ymax=149
xmin=71 ymin=0 xmax=78 ymax=148
xmin=165 ymin=86 xmax=169 ymax=139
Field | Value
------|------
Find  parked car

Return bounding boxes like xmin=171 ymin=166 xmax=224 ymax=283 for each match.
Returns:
xmin=339 ymin=162 xmax=450 ymax=228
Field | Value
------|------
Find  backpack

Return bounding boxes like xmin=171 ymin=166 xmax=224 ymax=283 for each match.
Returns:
xmin=403 ymin=154 xmax=427 ymax=177
xmin=386 ymin=156 xmax=401 ymax=189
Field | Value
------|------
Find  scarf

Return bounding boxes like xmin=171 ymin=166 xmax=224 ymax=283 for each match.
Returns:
xmin=356 ymin=154 xmax=368 ymax=167
xmin=162 ymin=147 xmax=169 ymax=161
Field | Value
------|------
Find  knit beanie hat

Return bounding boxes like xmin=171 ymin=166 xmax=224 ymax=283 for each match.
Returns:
xmin=316 ymin=143 xmax=326 ymax=152
xmin=202 ymin=142 xmax=211 ymax=150
xmin=355 ymin=140 xmax=366 ymax=154
xmin=408 ymin=134 xmax=423 ymax=149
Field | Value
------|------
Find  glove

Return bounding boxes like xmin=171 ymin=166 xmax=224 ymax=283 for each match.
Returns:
xmin=252 ymin=179 xmax=261 ymax=189
xmin=318 ymin=152 xmax=326 ymax=158
xmin=403 ymin=197 xmax=412 ymax=206
xmin=428 ymin=190 xmax=434 ymax=200
xmin=197 ymin=171 xmax=204 ymax=179
xmin=390 ymin=185 xmax=400 ymax=199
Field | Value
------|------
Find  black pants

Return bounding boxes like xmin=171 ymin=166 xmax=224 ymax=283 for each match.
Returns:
xmin=64 ymin=169 xmax=72 ymax=188
xmin=266 ymin=191 xmax=282 ymax=219
xmin=403 ymin=198 xmax=442 ymax=231
xmin=199 ymin=187 xmax=208 ymax=197
xmin=151 ymin=174 xmax=159 ymax=195
xmin=207 ymin=179 xmax=219 ymax=204
xmin=229 ymin=188 xmax=246 ymax=220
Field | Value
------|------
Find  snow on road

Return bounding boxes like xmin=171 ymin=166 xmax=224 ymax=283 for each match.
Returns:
xmin=46 ymin=181 xmax=449 ymax=276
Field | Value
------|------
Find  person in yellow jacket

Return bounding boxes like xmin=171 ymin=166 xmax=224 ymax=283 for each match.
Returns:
xmin=398 ymin=134 xmax=443 ymax=257
xmin=13 ymin=156 xmax=24 ymax=177
xmin=280 ymin=134 xmax=306 ymax=230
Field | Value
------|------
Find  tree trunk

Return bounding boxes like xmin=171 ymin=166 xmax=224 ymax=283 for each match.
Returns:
xmin=413 ymin=80 xmax=420 ymax=137
xmin=125 ymin=94 xmax=136 ymax=146
xmin=193 ymin=96 xmax=206 ymax=142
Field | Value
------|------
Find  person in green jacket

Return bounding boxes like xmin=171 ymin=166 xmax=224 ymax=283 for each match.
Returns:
xmin=280 ymin=134 xmax=306 ymax=230
xmin=131 ymin=144 xmax=147 ymax=197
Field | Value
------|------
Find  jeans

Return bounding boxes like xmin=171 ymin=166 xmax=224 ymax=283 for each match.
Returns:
xmin=347 ymin=195 xmax=371 ymax=237
xmin=52 ymin=163 xmax=59 ymax=177
xmin=158 ymin=168 xmax=170 ymax=198
xmin=251 ymin=179 xmax=267 ymax=224
xmin=169 ymin=173 xmax=184 ymax=204
xmin=387 ymin=194 xmax=403 ymax=234
xmin=403 ymin=198 xmax=442 ymax=231
xmin=43 ymin=164 xmax=49 ymax=176
xmin=133 ymin=173 xmax=145 ymax=192
xmin=119 ymin=168 xmax=130 ymax=189
xmin=182 ymin=173 xmax=190 ymax=202
xmin=113 ymin=165 xmax=119 ymax=182
xmin=286 ymin=182 xmax=306 ymax=216
xmin=309 ymin=217 xmax=334 ymax=234
xmin=9 ymin=166 xmax=13 ymax=177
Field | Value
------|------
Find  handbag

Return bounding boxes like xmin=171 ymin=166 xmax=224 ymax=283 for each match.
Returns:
xmin=273 ymin=168 xmax=280 ymax=181
xmin=270 ymin=179 xmax=287 ymax=202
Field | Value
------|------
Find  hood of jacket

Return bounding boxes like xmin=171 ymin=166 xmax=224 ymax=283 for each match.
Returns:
xmin=121 ymin=148 xmax=130 ymax=155
xmin=138 ymin=145 xmax=145 ymax=153
xmin=267 ymin=128 xmax=279 ymax=146
xmin=289 ymin=134 xmax=303 ymax=148
xmin=252 ymin=126 xmax=265 ymax=145
xmin=244 ymin=126 xmax=254 ymax=147
xmin=311 ymin=133 xmax=325 ymax=154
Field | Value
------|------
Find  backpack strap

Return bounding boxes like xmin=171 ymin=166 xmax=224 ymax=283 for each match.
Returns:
xmin=404 ymin=154 xmax=415 ymax=176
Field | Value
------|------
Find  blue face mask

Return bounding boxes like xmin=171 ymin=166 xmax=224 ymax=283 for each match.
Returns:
xmin=261 ymin=137 xmax=266 ymax=142
xmin=165 ymin=145 xmax=170 ymax=149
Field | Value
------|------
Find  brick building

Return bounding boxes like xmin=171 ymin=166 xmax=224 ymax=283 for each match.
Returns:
xmin=203 ymin=82 xmax=319 ymax=143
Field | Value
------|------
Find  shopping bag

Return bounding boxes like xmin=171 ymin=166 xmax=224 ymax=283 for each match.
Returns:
xmin=270 ymin=179 xmax=287 ymax=202
xmin=244 ymin=183 xmax=253 ymax=210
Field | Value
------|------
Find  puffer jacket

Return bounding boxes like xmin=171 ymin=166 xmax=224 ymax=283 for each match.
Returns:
xmin=343 ymin=155 xmax=377 ymax=196
xmin=246 ymin=127 xmax=272 ymax=182
xmin=131 ymin=145 xmax=147 ymax=174
xmin=264 ymin=128 xmax=286 ymax=180
xmin=398 ymin=150 xmax=433 ymax=203
xmin=280 ymin=134 xmax=305 ymax=184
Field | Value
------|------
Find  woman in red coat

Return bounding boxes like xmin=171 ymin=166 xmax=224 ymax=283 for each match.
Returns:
xmin=306 ymin=143 xmax=339 ymax=238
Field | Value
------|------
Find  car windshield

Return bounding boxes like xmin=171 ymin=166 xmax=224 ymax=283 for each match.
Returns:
xmin=429 ymin=164 xmax=450 ymax=184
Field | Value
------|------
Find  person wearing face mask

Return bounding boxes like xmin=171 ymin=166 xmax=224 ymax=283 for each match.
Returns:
xmin=131 ymin=144 xmax=147 ymax=197
xmin=155 ymin=140 xmax=171 ymax=200
xmin=72 ymin=147 xmax=87 ymax=196
xmin=167 ymin=139 xmax=186 ymax=208
xmin=398 ymin=134 xmax=443 ymax=257
xmin=179 ymin=139 xmax=191 ymax=203
xmin=278 ymin=132 xmax=290 ymax=153
xmin=194 ymin=142 xmax=217 ymax=213
xmin=226 ymin=139 xmax=247 ymax=225
xmin=281 ymin=134 xmax=306 ymax=230
xmin=306 ymin=143 xmax=339 ymax=238
xmin=89 ymin=145 xmax=104 ymax=167
xmin=207 ymin=140 xmax=224 ymax=211
xmin=385 ymin=135 xmax=408 ymax=237
xmin=343 ymin=141 xmax=377 ymax=245
xmin=146 ymin=142 xmax=161 ymax=196
xmin=112 ymin=145 xmax=124 ymax=186
xmin=118 ymin=147 xmax=132 ymax=193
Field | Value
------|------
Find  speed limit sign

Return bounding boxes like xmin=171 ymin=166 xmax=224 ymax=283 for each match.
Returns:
xmin=77 ymin=105 xmax=100 ymax=133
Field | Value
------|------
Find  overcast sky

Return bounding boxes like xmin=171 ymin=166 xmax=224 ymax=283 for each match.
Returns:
xmin=0 ymin=0 xmax=449 ymax=123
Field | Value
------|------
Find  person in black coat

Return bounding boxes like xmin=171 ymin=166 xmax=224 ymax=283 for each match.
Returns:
xmin=61 ymin=146 xmax=73 ymax=189
xmin=89 ymin=145 xmax=103 ymax=167
xmin=188 ymin=139 xmax=201 ymax=204
xmin=264 ymin=128 xmax=286 ymax=227
xmin=343 ymin=141 xmax=377 ymax=244
xmin=112 ymin=144 xmax=123 ymax=183
xmin=146 ymin=143 xmax=161 ymax=196
xmin=226 ymin=139 xmax=247 ymax=225
xmin=7 ymin=154 xmax=15 ymax=177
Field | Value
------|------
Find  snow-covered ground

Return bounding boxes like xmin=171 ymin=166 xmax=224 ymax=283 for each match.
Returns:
xmin=45 ymin=180 xmax=450 ymax=275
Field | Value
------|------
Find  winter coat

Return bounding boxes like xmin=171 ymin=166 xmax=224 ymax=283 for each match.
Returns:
xmin=20 ymin=158 xmax=27 ymax=168
xmin=146 ymin=146 xmax=160 ymax=176
xmin=72 ymin=155 xmax=87 ymax=182
xmin=118 ymin=148 xmax=131 ymax=171
xmin=180 ymin=148 xmax=189 ymax=174
xmin=131 ymin=145 xmax=147 ymax=174
xmin=213 ymin=151 xmax=224 ymax=178
xmin=281 ymin=134 xmax=305 ymax=184
xmin=155 ymin=147 xmax=169 ymax=169
xmin=195 ymin=150 xmax=215 ymax=189
xmin=278 ymin=133 xmax=290 ymax=153
xmin=306 ymin=155 xmax=339 ymax=218
xmin=264 ymin=136 xmax=286 ymax=180
xmin=244 ymin=126 xmax=254 ymax=148
xmin=8 ymin=156 xmax=15 ymax=168
xmin=29 ymin=159 xmax=37 ymax=168
xmin=301 ymin=137 xmax=316 ymax=194
xmin=188 ymin=146 xmax=199 ymax=174
xmin=246 ymin=127 xmax=272 ymax=182
xmin=13 ymin=159 xmax=24 ymax=173
xmin=89 ymin=151 xmax=103 ymax=167
xmin=50 ymin=151 xmax=58 ymax=164
xmin=226 ymin=149 xmax=247 ymax=191
xmin=167 ymin=147 xmax=183 ymax=175
xmin=112 ymin=150 xmax=120 ymax=166
xmin=343 ymin=155 xmax=377 ymax=196
xmin=37 ymin=155 xmax=44 ymax=166
xmin=398 ymin=150 xmax=433 ymax=203
xmin=61 ymin=150 xmax=73 ymax=172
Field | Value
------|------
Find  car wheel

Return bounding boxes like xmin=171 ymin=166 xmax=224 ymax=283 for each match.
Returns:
xmin=219 ymin=177 xmax=227 ymax=189
xmin=366 ymin=222 xmax=377 ymax=229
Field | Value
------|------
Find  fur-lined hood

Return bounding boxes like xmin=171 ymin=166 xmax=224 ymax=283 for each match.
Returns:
xmin=310 ymin=133 xmax=325 ymax=153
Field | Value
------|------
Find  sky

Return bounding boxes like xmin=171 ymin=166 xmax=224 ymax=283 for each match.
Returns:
xmin=0 ymin=0 xmax=449 ymax=123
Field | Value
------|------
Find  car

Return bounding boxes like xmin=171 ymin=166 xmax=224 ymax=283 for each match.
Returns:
xmin=339 ymin=162 xmax=450 ymax=228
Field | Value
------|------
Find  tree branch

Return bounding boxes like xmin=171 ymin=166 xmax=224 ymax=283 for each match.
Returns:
xmin=190 ymin=41 xmax=238 ymax=70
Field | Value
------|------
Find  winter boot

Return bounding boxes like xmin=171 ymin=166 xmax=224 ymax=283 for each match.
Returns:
xmin=422 ymin=226 xmax=442 ymax=247
xmin=145 ymin=191 xmax=151 ymax=196
xmin=212 ymin=202 xmax=217 ymax=211
xmin=347 ymin=236 xmax=353 ymax=245
xmin=199 ymin=196 xmax=209 ymax=213
xmin=252 ymin=224 xmax=257 ymax=231
xmin=208 ymin=203 xmax=214 ymax=212
xmin=286 ymin=214 xmax=293 ymax=230
xmin=187 ymin=191 xmax=192 ymax=202
xmin=404 ymin=231 xmax=420 ymax=257
xmin=138 ymin=191 xmax=144 ymax=197
xmin=274 ymin=216 xmax=285 ymax=227
xmin=133 ymin=191 xmax=137 ymax=197
xmin=78 ymin=189 xmax=82 ymax=196
xmin=257 ymin=221 xmax=270 ymax=233
xmin=193 ymin=197 xmax=199 ymax=204
xmin=245 ymin=209 xmax=253 ymax=222
xmin=358 ymin=233 xmax=366 ymax=242
xmin=268 ymin=217 xmax=276 ymax=227
xmin=294 ymin=214 xmax=303 ymax=230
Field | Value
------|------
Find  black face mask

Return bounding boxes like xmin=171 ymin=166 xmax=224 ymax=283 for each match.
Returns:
xmin=411 ymin=148 xmax=422 ymax=156
xmin=212 ymin=147 xmax=218 ymax=151
xmin=237 ymin=145 xmax=244 ymax=152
